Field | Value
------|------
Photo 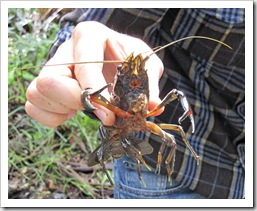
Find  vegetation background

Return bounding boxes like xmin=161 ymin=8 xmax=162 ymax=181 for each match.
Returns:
xmin=8 ymin=8 xmax=113 ymax=199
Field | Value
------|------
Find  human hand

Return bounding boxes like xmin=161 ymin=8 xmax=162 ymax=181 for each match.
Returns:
xmin=25 ymin=21 xmax=164 ymax=127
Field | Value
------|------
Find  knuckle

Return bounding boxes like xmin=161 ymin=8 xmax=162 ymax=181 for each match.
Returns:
xmin=25 ymin=86 xmax=34 ymax=102
xmin=48 ymin=116 xmax=64 ymax=128
xmin=73 ymin=21 xmax=106 ymax=39
xmin=36 ymin=75 xmax=53 ymax=95
xmin=26 ymin=80 xmax=37 ymax=102
xmin=24 ymin=101 xmax=33 ymax=116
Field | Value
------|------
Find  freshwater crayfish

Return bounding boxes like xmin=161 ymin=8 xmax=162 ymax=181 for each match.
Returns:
xmin=80 ymin=36 xmax=232 ymax=186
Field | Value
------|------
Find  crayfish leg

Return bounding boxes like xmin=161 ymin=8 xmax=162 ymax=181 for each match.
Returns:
xmin=123 ymin=137 xmax=152 ymax=171
xmin=100 ymin=161 xmax=114 ymax=186
xmin=94 ymin=148 xmax=114 ymax=186
xmin=81 ymin=83 xmax=133 ymax=118
xmin=163 ymin=133 xmax=177 ymax=183
xmin=159 ymin=123 xmax=200 ymax=165
xmin=123 ymin=145 xmax=147 ymax=188
xmin=91 ymin=126 xmax=114 ymax=186
xmin=147 ymin=89 xmax=195 ymax=133
xmin=146 ymin=121 xmax=176 ymax=175
xmin=147 ymin=89 xmax=179 ymax=117
xmin=134 ymin=159 xmax=147 ymax=188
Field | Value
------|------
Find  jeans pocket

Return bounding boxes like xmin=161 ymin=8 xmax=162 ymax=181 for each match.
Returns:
xmin=114 ymin=157 xmax=185 ymax=199
xmin=117 ymin=182 xmax=186 ymax=199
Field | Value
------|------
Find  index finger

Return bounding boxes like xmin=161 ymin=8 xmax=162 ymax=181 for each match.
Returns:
xmin=40 ymin=39 xmax=75 ymax=77
xmin=71 ymin=22 xmax=115 ymax=126
xmin=36 ymin=40 xmax=83 ymax=111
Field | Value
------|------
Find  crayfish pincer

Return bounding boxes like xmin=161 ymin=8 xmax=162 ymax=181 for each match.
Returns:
xmin=81 ymin=53 xmax=199 ymax=187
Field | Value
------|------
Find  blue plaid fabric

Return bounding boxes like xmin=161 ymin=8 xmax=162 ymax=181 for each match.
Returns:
xmin=202 ymin=8 xmax=245 ymax=24
xmin=48 ymin=8 xmax=245 ymax=199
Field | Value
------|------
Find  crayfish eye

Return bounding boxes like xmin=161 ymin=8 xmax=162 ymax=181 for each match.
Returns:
xmin=118 ymin=62 xmax=130 ymax=73
xmin=116 ymin=64 xmax=122 ymax=71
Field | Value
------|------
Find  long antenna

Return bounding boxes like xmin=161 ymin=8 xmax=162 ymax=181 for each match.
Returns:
xmin=15 ymin=60 xmax=123 ymax=70
xmin=143 ymin=35 xmax=233 ymax=63
xmin=16 ymin=36 xmax=232 ymax=71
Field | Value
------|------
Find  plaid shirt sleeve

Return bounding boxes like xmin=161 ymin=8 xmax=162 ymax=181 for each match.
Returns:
xmin=48 ymin=8 xmax=245 ymax=199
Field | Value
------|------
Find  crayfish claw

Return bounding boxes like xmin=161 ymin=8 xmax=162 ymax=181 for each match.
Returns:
xmin=178 ymin=110 xmax=195 ymax=133
xmin=177 ymin=90 xmax=195 ymax=133
xmin=81 ymin=83 xmax=113 ymax=113
xmin=196 ymin=155 xmax=200 ymax=165
xmin=189 ymin=114 xmax=195 ymax=133
xmin=81 ymin=88 xmax=97 ymax=112
xmin=178 ymin=111 xmax=188 ymax=124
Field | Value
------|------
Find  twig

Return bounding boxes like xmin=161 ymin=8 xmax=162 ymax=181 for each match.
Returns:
xmin=57 ymin=163 xmax=97 ymax=197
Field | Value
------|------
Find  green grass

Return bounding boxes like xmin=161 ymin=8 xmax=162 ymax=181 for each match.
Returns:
xmin=8 ymin=8 xmax=113 ymax=199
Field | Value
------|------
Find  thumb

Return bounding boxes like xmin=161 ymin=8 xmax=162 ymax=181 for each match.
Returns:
xmin=146 ymin=54 xmax=164 ymax=116
xmin=148 ymin=83 xmax=164 ymax=116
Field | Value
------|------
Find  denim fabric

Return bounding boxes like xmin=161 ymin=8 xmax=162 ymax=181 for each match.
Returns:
xmin=113 ymin=157 xmax=206 ymax=199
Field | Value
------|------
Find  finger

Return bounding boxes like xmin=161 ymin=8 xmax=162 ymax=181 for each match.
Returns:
xmin=145 ymin=53 xmax=164 ymax=115
xmin=26 ymin=78 xmax=72 ymax=114
xmin=36 ymin=39 xmax=84 ymax=111
xmin=40 ymin=39 xmax=75 ymax=77
xmin=36 ymin=74 xmax=83 ymax=110
xmin=72 ymin=22 xmax=115 ymax=126
xmin=25 ymin=101 xmax=76 ymax=127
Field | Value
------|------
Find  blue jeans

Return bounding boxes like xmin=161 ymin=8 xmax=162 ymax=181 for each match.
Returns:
xmin=113 ymin=156 xmax=206 ymax=199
